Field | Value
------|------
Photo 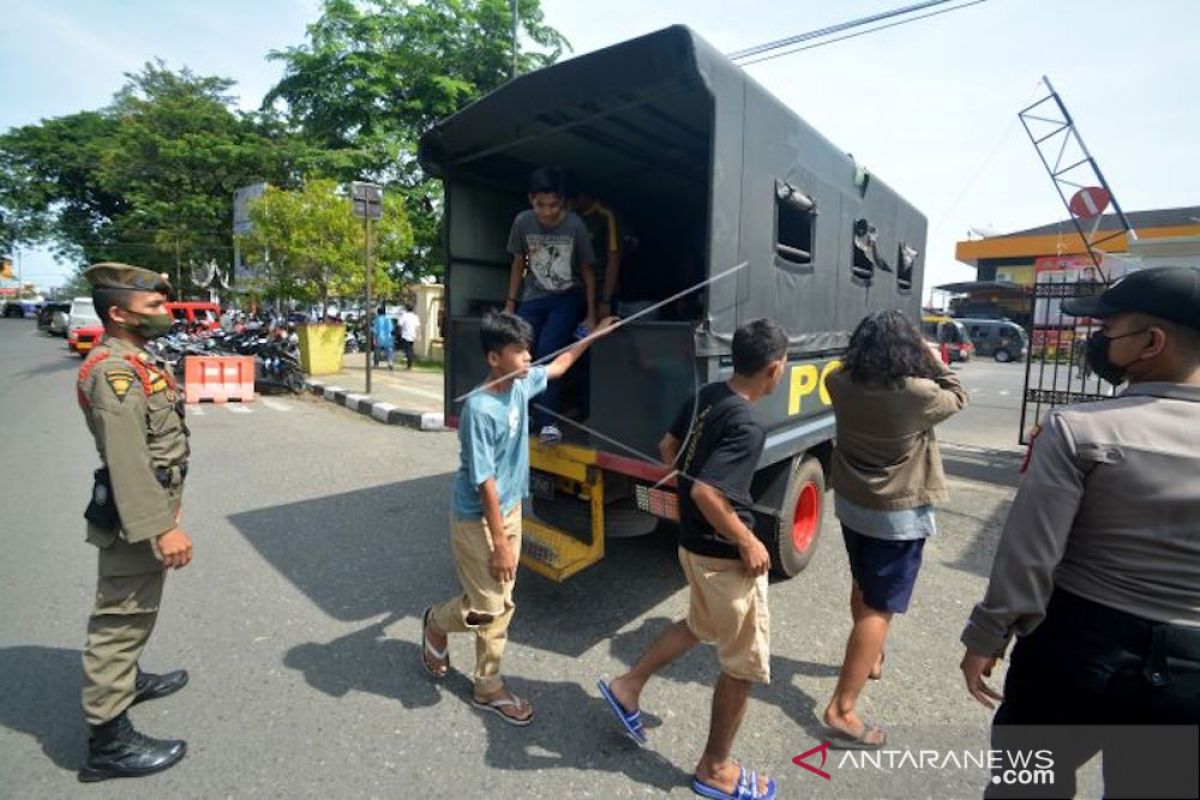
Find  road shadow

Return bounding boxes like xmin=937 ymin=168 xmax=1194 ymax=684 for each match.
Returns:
xmin=441 ymin=669 xmax=691 ymax=790
xmin=229 ymin=478 xmax=688 ymax=658
xmin=941 ymin=444 xmax=1025 ymax=489
xmin=938 ymin=502 xmax=1010 ymax=579
xmin=0 ymin=646 xmax=83 ymax=771
xmin=229 ymin=474 xmax=457 ymax=624
xmin=282 ymin=613 xmax=690 ymax=791
xmin=283 ymin=612 xmax=443 ymax=711
xmin=607 ymin=617 xmax=838 ymax=742
xmin=10 ymin=351 xmax=82 ymax=380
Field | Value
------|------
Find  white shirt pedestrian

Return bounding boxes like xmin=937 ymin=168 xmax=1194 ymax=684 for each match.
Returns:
xmin=399 ymin=310 xmax=420 ymax=343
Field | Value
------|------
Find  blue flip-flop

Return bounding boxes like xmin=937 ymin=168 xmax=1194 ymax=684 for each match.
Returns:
xmin=692 ymin=766 xmax=777 ymax=800
xmin=596 ymin=679 xmax=647 ymax=746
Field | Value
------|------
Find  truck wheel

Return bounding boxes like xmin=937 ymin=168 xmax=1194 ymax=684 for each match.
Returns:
xmin=770 ymin=456 xmax=826 ymax=578
xmin=994 ymin=348 xmax=1013 ymax=363
xmin=532 ymin=495 xmax=658 ymax=540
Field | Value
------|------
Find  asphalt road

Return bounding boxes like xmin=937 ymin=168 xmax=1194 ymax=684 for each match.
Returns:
xmin=0 ymin=319 xmax=1100 ymax=798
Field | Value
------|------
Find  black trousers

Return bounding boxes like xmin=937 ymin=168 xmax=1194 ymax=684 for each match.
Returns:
xmin=399 ymin=339 xmax=414 ymax=368
xmin=986 ymin=589 xmax=1200 ymax=799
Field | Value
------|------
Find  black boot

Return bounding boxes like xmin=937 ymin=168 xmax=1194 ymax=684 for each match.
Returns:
xmin=78 ymin=712 xmax=186 ymax=782
xmin=132 ymin=667 xmax=189 ymax=706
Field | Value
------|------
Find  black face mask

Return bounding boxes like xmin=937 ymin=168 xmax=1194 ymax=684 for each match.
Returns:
xmin=1086 ymin=329 xmax=1149 ymax=386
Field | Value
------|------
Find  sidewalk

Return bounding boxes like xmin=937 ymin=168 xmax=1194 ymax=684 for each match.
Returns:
xmin=305 ymin=352 xmax=446 ymax=431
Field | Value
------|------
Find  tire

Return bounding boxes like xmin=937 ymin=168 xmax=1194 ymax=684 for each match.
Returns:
xmin=531 ymin=494 xmax=659 ymax=540
xmin=994 ymin=348 xmax=1013 ymax=363
xmin=765 ymin=456 xmax=826 ymax=578
xmin=284 ymin=367 xmax=305 ymax=394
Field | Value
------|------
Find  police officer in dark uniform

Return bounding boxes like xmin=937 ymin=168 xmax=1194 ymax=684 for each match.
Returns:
xmin=960 ymin=266 xmax=1200 ymax=797
xmin=76 ymin=263 xmax=193 ymax=782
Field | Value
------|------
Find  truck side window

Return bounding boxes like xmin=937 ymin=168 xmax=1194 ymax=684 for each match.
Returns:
xmin=775 ymin=180 xmax=815 ymax=266
xmin=897 ymin=242 xmax=917 ymax=293
xmin=852 ymin=218 xmax=877 ymax=285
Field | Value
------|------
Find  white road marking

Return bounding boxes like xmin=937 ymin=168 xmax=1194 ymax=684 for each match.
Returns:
xmin=383 ymin=382 xmax=443 ymax=402
xmin=260 ymin=398 xmax=292 ymax=412
xmin=190 ymin=407 xmax=206 ymax=416
xmin=225 ymin=404 xmax=252 ymax=414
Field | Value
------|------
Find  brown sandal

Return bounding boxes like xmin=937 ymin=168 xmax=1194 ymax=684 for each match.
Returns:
xmin=420 ymin=607 xmax=449 ymax=679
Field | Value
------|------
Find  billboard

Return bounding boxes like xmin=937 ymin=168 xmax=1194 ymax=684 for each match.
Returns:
xmin=232 ymin=183 xmax=268 ymax=236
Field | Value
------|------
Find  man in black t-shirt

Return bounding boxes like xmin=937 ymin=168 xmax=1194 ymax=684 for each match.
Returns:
xmin=598 ymin=319 xmax=789 ymax=800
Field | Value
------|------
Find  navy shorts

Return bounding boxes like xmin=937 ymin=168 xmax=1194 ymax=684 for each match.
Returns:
xmin=841 ymin=525 xmax=926 ymax=614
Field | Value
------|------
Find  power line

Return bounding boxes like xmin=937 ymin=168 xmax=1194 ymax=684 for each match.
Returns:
xmin=732 ymin=0 xmax=989 ymax=67
xmin=728 ymin=0 xmax=955 ymax=61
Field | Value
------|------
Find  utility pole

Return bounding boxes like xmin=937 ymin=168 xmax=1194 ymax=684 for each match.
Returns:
xmin=351 ymin=182 xmax=383 ymax=395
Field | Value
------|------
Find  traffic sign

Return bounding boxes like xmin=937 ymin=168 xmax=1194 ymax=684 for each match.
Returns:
xmin=351 ymin=182 xmax=383 ymax=220
xmin=1068 ymin=186 xmax=1111 ymax=220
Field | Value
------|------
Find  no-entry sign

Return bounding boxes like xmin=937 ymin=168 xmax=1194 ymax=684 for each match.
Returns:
xmin=1069 ymin=186 xmax=1111 ymax=219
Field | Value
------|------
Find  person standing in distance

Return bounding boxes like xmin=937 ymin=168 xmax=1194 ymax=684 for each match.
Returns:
xmin=76 ymin=263 xmax=193 ymax=782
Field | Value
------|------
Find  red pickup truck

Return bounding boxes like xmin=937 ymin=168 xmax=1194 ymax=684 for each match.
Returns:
xmin=69 ymin=300 xmax=222 ymax=356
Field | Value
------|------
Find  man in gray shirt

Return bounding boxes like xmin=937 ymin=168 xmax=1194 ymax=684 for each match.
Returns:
xmin=960 ymin=266 xmax=1200 ymax=798
xmin=504 ymin=166 xmax=596 ymax=443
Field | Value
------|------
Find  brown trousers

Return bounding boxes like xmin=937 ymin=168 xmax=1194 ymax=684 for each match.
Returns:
xmin=430 ymin=506 xmax=522 ymax=694
xmin=82 ymin=567 xmax=165 ymax=726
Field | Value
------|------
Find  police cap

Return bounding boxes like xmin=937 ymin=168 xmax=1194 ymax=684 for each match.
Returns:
xmin=1062 ymin=266 xmax=1200 ymax=330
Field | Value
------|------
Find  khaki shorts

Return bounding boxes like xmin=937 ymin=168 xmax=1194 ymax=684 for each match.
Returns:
xmin=678 ymin=546 xmax=771 ymax=683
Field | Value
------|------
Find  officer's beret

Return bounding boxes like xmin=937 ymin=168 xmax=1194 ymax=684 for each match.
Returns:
xmin=84 ymin=262 xmax=173 ymax=294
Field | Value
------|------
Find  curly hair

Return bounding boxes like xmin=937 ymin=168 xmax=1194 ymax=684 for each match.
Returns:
xmin=843 ymin=309 xmax=939 ymax=388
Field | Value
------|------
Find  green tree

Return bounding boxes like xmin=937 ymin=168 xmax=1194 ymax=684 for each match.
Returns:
xmin=0 ymin=62 xmax=324 ymax=294
xmin=237 ymin=178 xmax=413 ymax=311
xmin=0 ymin=110 xmax=124 ymax=261
xmin=264 ymin=0 xmax=569 ymax=280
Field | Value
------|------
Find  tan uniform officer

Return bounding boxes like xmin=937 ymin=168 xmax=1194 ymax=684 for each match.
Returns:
xmin=76 ymin=263 xmax=194 ymax=782
xmin=960 ymin=266 xmax=1200 ymax=798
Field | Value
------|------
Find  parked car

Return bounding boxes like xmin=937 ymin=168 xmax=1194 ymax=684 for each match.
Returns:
xmin=959 ymin=317 xmax=1028 ymax=363
xmin=921 ymin=314 xmax=974 ymax=362
xmin=67 ymin=297 xmax=103 ymax=355
xmin=38 ymin=301 xmax=72 ymax=335
xmin=2 ymin=297 xmax=42 ymax=318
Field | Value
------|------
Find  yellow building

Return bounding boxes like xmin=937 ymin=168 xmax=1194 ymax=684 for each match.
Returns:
xmin=947 ymin=205 xmax=1200 ymax=325
xmin=955 ymin=205 xmax=1200 ymax=287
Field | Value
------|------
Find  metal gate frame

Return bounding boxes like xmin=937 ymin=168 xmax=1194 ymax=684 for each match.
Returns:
xmin=1016 ymin=76 xmax=1137 ymax=444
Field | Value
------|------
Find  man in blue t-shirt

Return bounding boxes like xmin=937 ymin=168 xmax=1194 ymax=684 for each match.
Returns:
xmin=421 ymin=310 xmax=615 ymax=726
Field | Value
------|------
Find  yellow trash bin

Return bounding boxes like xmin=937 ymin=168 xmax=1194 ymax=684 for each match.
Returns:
xmin=297 ymin=323 xmax=347 ymax=376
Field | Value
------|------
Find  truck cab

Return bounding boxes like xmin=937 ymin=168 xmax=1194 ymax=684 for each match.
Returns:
xmin=419 ymin=26 xmax=928 ymax=582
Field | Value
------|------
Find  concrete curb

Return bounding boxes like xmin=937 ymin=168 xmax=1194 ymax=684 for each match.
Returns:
xmin=306 ymin=379 xmax=446 ymax=431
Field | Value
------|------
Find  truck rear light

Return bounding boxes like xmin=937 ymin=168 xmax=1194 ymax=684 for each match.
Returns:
xmin=635 ymin=484 xmax=679 ymax=521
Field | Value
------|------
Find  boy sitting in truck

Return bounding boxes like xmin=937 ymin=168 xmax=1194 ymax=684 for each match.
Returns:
xmin=504 ymin=166 xmax=597 ymax=444
xmin=421 ymin=310 xmax=614 ymax=726
xmin=599 ymin=319 xmax=789 ymax=800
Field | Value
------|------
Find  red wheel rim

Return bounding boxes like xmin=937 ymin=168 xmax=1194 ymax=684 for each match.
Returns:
xmin=791 ymin=482 xmax=820 ymax=553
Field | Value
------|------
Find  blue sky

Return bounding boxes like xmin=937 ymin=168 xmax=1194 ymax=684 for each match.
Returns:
xmin=4 ymin=0 xmax=1198 ymax=295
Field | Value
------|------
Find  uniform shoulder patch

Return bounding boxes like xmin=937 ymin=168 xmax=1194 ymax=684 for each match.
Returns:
xmin=104 ymin=367 xmax=138 ymax=402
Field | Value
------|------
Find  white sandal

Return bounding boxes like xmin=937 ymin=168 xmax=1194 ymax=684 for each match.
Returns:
xmin=420 ymin=606 xmax=449 ymax=679
xmin=472 ymin=693 xmax=534 ymax=727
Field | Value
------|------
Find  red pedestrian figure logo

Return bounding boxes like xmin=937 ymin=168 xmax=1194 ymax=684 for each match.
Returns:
xmin=793 ymin=740 xmax=833 ymax=780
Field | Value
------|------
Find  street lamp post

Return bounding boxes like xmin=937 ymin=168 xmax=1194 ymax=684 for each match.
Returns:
xmin=351 ymin=182 xmax=383 ymax=395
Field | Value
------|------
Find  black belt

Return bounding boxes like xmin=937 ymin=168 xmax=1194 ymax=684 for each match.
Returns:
xmin=155 ymin=462 xmax=188 ymax=489
xmin=1050 ymin=589 xmax=1200 ymax=686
